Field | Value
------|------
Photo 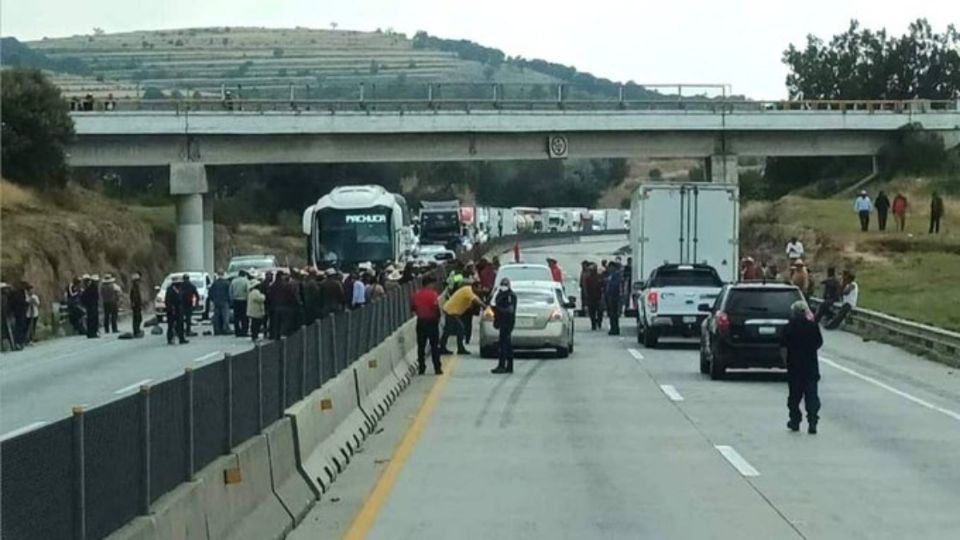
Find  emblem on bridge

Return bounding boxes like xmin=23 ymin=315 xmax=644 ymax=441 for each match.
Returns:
xmin=547 ymin=134 xmax=568 ymax=159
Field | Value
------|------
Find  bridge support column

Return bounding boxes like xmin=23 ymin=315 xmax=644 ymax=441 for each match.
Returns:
xmin=203 ymin=195 xmax=215 ymax=275
xmin=708 ymin=154 xmax=739 ymax=185
xmin=170 ymin=163 xmax=209 ymax=272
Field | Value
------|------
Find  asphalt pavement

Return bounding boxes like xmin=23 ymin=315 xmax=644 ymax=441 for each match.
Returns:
xmin=291 ymin=239 xmax=960 ymax=540
xmin=0 ymin=320 xmax=254 ymax=436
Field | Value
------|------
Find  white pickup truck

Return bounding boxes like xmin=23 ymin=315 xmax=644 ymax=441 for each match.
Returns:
xmin=637 ymin=264 xmax=724 ymax=348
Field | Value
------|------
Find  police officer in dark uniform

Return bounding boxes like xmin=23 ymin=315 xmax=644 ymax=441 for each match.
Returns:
xmin=81 ymin=275 xmax=101 ymax=339
xmin=130 ymin=272 xmax=144 ymax=337
xmin=180 ymin=274 xmax=199 ymax=337
xmin=781 ymin=301 xmax=823 ymax=434
xmin=491 ymin=278 xmax=518 ymax=374
xmin=165 ymin=276 xmax=187 ymax=345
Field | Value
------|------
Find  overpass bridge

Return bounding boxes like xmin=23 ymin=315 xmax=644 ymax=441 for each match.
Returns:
xmin=64 ymin=96 xmax=960 ymax=272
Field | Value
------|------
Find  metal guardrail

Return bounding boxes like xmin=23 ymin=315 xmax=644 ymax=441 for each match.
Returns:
xmin=811 ymin=298 xmax=960 ymax=367
xmin=66 ymin=82 xmax=960 ymax=114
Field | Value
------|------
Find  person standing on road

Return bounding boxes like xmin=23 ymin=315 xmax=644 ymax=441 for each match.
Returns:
xmin=930 ymin=191 xmax=945 ymax=234
xmin=208 ymin=271 xmax=231 ymax=335
xmin=351 ymin=269 xmax=367 ymax=309
xmin=605 ymin=261 xmax=623 ymax=336
xmin=180 ymin=274 xmax=199 ymax=337
xmin=319 ymin=268 xmax=346 ymax=317
xmin=785 ymin=237 xmax=805 ymax=263
xmin=25 ymin=284 xmax=39 ymax=345
xmin=491 ymin=278 xmax=518 ymax=374
xmin=875 ymin=191 xmax=890 ymax=232
xmin=66 ymin=277 xmax=85 ymax=335
xmin=230 ymin=270 xmax=250 ymax=337
xmin=1 ymin=282 xmax=16 ymax=350
xmin=100 ymin=274 xmax=121 ymax=334
xmin=301 ymin=268 xmax=322 ymax=325
xmin=165 ymin=275 xmax=187 ymax=345
xmin=790 ymin=260 xmax=811 ymax=298
xmin=854 ymin=190 xmax=873 ymax=232
xmin=81 ymin=275 xmax=100 ymax=339
xmin=410 ymin=275 xmax=443 ymax=375
xmin=584 ymin=263 xmax=604 ymax=330
xmin=892 ymin=193 xmax=908 ymax=232
xmin=781 ymin=301 xmax=823 ymax=434
xmin=129 ymin=272 xmax=144 ymax=338
xmin=547 ymin=257 xmax=563 ymax=283
xmin=814 ymin=267 xmax=841 ymax=324
xmin=247 ymin=279 xmax=266 ymax=341
xmin=439 ymin=278 xmax=486 ymax=355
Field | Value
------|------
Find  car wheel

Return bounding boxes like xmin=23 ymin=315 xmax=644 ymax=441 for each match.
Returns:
xmin=643 ymin=327 xmax=658 ymax=349
xmin=555 ymin=346 xmax=569 ymax=359
xmin=699 ymin=346 xmax=709 ymax=374
xmin=709 ymin=349 xmax=726 ymax=380
xmin=480 ymin=346 xmax=497 ymax=359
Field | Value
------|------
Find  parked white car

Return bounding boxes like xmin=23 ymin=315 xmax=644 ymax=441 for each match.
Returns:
xmin=479 ymin=281 xmax=576 ymax=358
xmin=154 ymin=271 xmax=212 ymax=323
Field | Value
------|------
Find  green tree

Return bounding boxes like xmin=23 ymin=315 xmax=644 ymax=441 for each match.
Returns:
xmin=0 ymin=69 xmax=75 ymax=189
xmin=783 ymin=19 xmax=960 ymax=99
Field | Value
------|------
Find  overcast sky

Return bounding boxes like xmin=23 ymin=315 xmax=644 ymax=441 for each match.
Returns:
xmin=2 ymin=0 xmax=955 ymax=99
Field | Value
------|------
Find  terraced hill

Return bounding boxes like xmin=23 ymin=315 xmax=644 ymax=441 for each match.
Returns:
xmin=27 ymin=27 xmax=564 ymax=99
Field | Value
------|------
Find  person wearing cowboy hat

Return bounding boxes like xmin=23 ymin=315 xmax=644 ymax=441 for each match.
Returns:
xmin=81 ymin=275 xmax=101 ymax=338
xmin=100 ymin=273 xmax=122 ymax=334
xmin=165 ymin=274 xmax=188 ymax=345
xmin=318 ymin=267 xmax=346 ymax=318
xmin=247 ymin=277 xmax=267 ymax=341
xmin=854 ymin=190 xmax=873 ymax=232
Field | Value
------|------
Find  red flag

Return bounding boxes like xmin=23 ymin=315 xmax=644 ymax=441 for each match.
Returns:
xmin=513 ymin=242 xmax=520 ymax=263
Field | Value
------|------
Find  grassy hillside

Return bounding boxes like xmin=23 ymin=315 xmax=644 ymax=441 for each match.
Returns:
xmin=741 ymin=177 xmax=960 ymax=330
xmin=25 ymin=27 xmax=563 ymax=98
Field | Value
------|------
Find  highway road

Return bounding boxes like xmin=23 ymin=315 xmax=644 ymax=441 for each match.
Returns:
xmin=0 ymin=322 xmax=252 ymax=436
xmin=292 ymin=239 xmax=960 ymax=540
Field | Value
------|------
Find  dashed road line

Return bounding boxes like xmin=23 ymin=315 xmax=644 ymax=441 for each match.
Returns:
xmin=1 ymin=421 xmax=47 ymax=442
xmin=715 ymin=445 xmax=760 ymax=477
xmin=821 ymin=356 xmax=960 ymax=422
xmin=627 ymin=348 xmax=644 ymax=361
xmin=660 ymin=384 xmax=684 ymax=401
xmin=113 ymin=378 xmax=153 ymax=395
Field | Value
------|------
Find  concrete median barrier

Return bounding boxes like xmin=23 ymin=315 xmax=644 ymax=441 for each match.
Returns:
xmin=263 ymin=418 xmax=318 ymax=525
xmin=151 ymin=480 xmax=207 ymax=540
xmin=197 ymin=436 xmax=292 ymax=540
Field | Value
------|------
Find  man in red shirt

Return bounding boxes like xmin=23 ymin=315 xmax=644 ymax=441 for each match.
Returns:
xmin=547 ymin=258 xmax=563 ymax=283
xmin=410 ymin=275 xmax=442 ymax=375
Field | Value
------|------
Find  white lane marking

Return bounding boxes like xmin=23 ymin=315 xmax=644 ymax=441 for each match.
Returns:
xmin=193 ymin=352 xmax=223 ymax=364
xmin=628 ymin=348 xmax=644 ymax=361
xmin=113 ymin=378 xmax=153 ymax=395
xmin=715 ymin=445 xmax=760 ymax=477
xmin=660 ymin=384 xmax=684 ymax=402
xmin=0 ymin=421 xmax=47 ymax=442
xmin=821 ymin=356 xmax=960 ymax=422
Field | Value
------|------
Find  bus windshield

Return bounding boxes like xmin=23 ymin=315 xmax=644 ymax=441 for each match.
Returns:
xmin=316 ymin=208 xmax=393 ymax=265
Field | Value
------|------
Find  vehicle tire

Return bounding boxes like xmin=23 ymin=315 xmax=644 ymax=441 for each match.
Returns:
xmin=643 ymin=327 xmax=658 ymax=349
xmin=555 ymin=346 xmax=569 ymax=359
xmin=699 ymin=347 xmax=709 ymax=374
xmin=709 ymin=351 xmax=726 ymax=380
xmin=480 ymin=346 xmax=497 ymax=359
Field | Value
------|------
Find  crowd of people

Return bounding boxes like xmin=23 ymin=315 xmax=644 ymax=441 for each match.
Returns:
xmin=0 ymin=281 xmax=41 ymax=350
xmin=852 ymin=190 xmax=945 ymax=234
xmin=578 ymin=257 xmax=630 ymax=336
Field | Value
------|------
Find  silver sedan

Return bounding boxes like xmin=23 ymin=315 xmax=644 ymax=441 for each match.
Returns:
xmin=479 ymin=284 xmax=576 ymax=358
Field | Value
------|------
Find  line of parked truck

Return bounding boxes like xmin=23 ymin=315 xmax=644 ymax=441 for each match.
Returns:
xmin=300 ymin=185 xmax=630 ymax=268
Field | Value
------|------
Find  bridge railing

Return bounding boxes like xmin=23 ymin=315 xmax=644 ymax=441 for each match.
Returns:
xmin=66 ymin=82 xmax=960 ymax=114
xmin=0 ymin=276 xmax=427 ymax=540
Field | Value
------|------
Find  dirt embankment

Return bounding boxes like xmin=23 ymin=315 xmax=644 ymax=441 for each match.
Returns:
xmin=1 ymin=181 xmax=175 ymax=313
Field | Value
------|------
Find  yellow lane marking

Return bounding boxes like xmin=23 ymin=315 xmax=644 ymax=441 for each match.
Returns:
xmin=342 ymin=356 xmax=458 ymax=540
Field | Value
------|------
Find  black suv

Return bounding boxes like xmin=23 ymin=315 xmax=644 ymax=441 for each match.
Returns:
xmin=698 ymin=283 xmax=804 ymax=380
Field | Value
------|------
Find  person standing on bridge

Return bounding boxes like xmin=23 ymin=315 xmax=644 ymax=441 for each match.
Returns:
xmin=854 ymin=190 xmax=873 ymax=232
xmin=81 ymin=275 xmax=100 ymax=339
xmin=875 ymin=191 xmax=891 ymax=232
xmin=230 ymin=270 xmax=250 ymax=337
xmin=129 ymin=273 xmax=144 ymax=338
xmin=929 ymin=191 xmax=945 ymax=234
xmin=411 ymin=275 xmax=443 ymax=375
xmin=892 ymin=193 xmax=908 ymax=232
xmin=492 ymin=277 xmax=518 ymax=374
xmin=781 ymin=301 xmax=823 ymax=434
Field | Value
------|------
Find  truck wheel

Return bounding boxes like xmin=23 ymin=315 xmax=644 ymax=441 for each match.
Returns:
xmin=643 ymin=328 xmax=658 ymax=349
xmin=699 ymin=348 xmax=709 ymax=374
xmin=709 ymin=353 xmax=726 ymax=380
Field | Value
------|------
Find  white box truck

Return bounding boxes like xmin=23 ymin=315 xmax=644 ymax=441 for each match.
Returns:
xmin=630 ymin=182 xmax=739 ymax=284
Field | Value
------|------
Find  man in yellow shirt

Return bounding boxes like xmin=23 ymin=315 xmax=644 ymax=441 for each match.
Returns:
xmin=440 ymin=279 xmax=486 ymax=355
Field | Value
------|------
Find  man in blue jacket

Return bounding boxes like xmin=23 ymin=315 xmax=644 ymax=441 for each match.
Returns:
xmin=208 ymin=270 xmax=231 ymax=335
xmin=605 ymin=261 xmax=623 ymax=336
